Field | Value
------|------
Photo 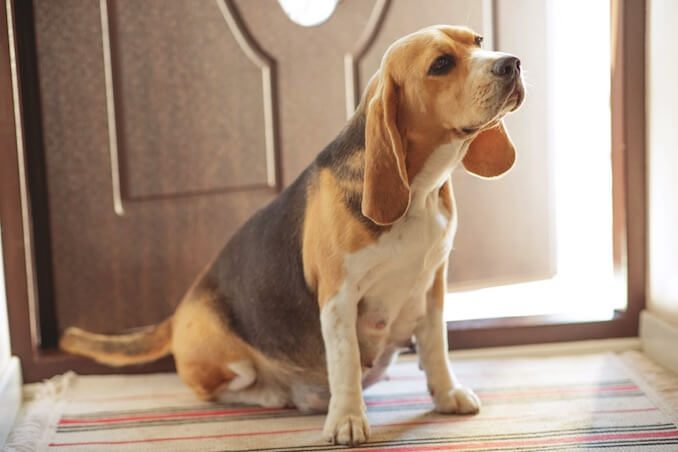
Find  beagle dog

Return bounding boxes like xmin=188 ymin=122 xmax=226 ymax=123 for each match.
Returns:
xmin=61 ymin=25 xmax=524 ymax=446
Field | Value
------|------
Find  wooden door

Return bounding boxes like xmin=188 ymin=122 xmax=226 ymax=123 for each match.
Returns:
xmin=3 ymin=0 xmax=553 ymax=382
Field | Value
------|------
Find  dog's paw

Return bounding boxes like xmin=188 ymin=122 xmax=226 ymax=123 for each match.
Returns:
xmin=433 ymin=386 xmax=481 ymax=414
xmin=323 ymin=408 xmax=370 ymax=446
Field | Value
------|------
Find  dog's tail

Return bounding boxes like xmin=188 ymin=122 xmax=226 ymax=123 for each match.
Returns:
xmin=59 ymin=318 xmax=173 ymax=367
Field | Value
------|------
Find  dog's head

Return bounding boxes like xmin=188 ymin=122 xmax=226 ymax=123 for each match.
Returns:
xmin=362 ymin=25 xmax=525 ymax=225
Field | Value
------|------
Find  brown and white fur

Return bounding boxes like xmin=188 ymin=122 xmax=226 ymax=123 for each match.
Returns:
xmin=60 ymin=25 xmax=525 ymax=446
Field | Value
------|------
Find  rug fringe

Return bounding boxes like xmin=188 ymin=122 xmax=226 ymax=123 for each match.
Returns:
xmin=616 ymin=350 xmax=678 ymax=424
xmin=4 ymin=371 xmax=76 ymax=452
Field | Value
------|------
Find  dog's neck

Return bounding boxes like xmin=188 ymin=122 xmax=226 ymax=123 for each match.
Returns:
xmin=316 ymin=111 xmax=468 ymax=226
xmin=406 ymin=138 xmax=468 ymax=211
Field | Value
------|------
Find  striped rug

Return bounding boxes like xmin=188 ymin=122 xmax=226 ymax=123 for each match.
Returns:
xmin=8 ymin=351 xmax=678 ymax=451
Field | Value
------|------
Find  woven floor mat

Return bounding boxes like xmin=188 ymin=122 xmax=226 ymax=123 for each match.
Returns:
xmin=6 ymin=351 xmax=678 ymax=451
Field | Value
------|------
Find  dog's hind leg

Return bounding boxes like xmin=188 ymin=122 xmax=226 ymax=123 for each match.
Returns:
xmin=172 ymin=294 xmax=259 ymax=401
xmin=175 ymin=357 xmax=259 ymax=402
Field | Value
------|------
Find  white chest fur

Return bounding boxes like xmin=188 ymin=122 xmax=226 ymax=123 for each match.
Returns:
xmin=350 ymin=191 xmax=455 ymax=343
xmin=343 ymin=141 xmax=466 ymax=369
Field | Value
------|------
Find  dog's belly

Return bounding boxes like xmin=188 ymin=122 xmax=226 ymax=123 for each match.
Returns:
xmin=355 ymin=273 xmax=432 ymax=379
xmin=351 ymin=194 xmax=455 ymax=379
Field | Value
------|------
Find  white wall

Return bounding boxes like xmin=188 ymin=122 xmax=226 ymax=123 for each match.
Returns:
xmin=647 ymin=0 xmax=678 ymax=327
xmin=0 ymin=227 xmax=10 ymax=374
xmin=0 ymin=229 xmax=20 ymax=445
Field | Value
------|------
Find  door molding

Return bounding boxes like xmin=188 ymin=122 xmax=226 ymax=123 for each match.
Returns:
xmin=100 ymin=0 xmax=281 ymax=216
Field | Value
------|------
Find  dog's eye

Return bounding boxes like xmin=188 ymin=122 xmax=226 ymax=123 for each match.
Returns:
xmin=474 ymin=36 xmax=483 ymax=47
xmin=428 ymin=54 xmax=455 ymax=76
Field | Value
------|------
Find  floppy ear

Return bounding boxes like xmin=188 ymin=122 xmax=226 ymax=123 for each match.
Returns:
xmin=362 ymin=73 xmax=410 ymax=225
xmin=462 ymin=121 xmax=516 ymax=178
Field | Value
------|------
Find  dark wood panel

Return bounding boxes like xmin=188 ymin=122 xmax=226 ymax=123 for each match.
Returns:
xmin=32 ymin=0 xmax=276 ymax=334
xmin=108 ymin=0 xmax=270 ymax=199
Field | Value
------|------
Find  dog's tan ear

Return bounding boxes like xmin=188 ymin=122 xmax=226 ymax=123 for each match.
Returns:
xmin=463 ymin=121 xmax=516 ymax=178
xmin=362 ymin=73 xmax=410 ymax=225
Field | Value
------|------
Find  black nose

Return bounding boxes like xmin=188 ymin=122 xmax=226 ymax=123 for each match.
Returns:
xmin=492 ymin=56 xmax=521 ymax=77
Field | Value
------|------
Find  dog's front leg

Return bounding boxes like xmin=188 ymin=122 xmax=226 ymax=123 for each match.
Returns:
xmin=414 ymin=264 xmax=481 ymax=414
xmin=320 ymin=283 xmax=370 ymax=446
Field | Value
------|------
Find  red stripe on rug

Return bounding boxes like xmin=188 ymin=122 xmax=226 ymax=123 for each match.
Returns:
xmin=49 ymin=426 xmax=320 ymax=447
xmin=59 ymin=406 xmax=292 ymax=425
